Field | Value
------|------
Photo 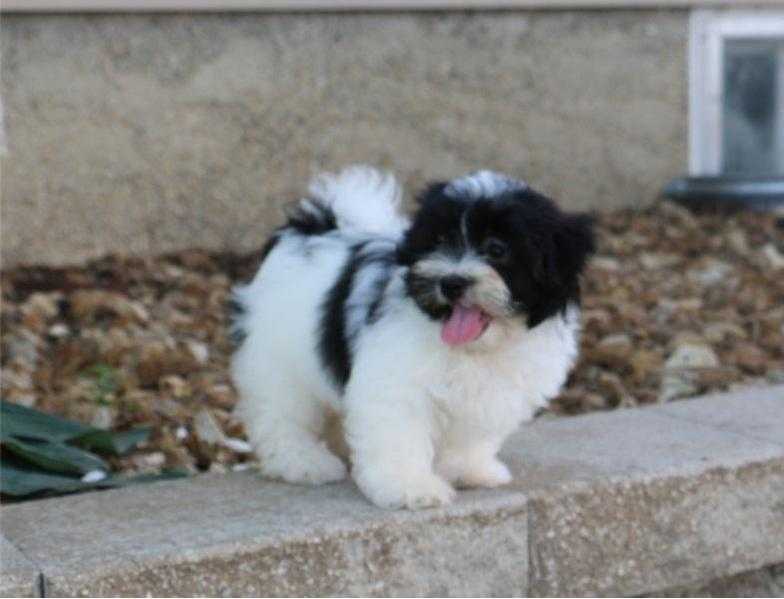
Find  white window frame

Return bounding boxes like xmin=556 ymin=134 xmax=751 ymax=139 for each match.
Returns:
xmin=689 ymin=9 xmax=784 ymax=176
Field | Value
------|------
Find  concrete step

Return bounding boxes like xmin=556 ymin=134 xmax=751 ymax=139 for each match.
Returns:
xmin=0 ymin=536 xmax=39 ymax=597
xmin=2 ymin=385 xmax=783 ymax=597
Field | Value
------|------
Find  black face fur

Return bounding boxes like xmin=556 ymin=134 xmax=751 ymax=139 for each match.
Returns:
xmin=397 ymin=181 xmax=595 ymax=328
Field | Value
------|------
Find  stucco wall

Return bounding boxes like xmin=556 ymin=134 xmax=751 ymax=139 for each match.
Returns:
xmin=1 ymin=10 xmax=688 ymax=267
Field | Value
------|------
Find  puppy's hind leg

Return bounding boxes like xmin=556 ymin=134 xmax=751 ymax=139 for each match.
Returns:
xmin=232 ymin=361 xmax=346 ymax=485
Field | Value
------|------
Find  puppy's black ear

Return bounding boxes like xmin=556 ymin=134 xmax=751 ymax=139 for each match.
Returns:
xmin=415 ymin=182 xmax=449 ymax=205
xmin=555 ymin=213 xmax=596 ymax=282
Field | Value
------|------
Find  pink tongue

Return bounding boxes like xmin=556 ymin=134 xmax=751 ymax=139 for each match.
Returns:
xmin=441 ymin=305 xmax=486 ymax=346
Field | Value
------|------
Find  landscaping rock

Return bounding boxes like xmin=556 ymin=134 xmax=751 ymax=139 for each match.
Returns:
xmin=665 ymin=343 xmax=720 ymax=370
xmin=591 ymin=333 xmax=633 ymax=369
xmin=193 ymin=409 xmax=226 ymax=446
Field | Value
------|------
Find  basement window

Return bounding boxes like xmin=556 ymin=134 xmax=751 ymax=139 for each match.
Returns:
xmin=690 ymin=10 xmax=784 ymax=176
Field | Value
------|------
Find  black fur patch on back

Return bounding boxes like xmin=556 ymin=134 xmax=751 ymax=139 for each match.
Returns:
xmin=318 ymin=241 xmax=396 ymax=389
xmin=319 ymin=244 xmax=366 ymax=389
xmin=227 ymin=297 xmax=247 ymax=346
xmin=285 ymin=200 xmax=337 ymax=236
xmin=366 ymin=276 xmax=390 ymax=325
xmin=258 ymin=233 xmax=282 ymax=264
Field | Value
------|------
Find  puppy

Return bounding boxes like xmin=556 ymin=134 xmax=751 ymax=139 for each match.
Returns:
xmin=230 ymin=166 xmax=594 ymax=509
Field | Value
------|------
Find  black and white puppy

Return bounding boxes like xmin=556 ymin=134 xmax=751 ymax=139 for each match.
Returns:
xmin=231 ymin=166 xmax=594 ymax=509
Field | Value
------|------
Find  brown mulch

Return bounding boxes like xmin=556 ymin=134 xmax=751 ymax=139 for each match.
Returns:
xmin=2 ymin=202 xmax=783 ymax=476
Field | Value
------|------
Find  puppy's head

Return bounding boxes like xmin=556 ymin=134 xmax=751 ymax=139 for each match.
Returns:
xmin=397 ymin=171 xmax=594 ymax=348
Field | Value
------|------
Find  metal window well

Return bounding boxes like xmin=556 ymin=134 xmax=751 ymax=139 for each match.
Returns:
xmin=663 ymin=176 xmax=784 ymax=210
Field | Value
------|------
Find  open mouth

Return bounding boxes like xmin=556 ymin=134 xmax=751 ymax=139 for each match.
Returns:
xmin=441 ymin=304 xmax=492 ymax=346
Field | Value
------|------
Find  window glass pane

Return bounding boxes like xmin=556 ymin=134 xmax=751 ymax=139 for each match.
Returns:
xmin=722 ymin=38 xmax=784 ymax=175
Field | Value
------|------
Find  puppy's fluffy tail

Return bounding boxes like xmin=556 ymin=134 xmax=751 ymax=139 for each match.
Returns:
xmin=307 ymin=165 xmax=409 ymax=238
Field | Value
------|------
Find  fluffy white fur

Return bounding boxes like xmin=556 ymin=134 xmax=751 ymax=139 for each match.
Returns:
xmin=232 ymin=166 xmax=581 ymax=510
xmin=307 ymin=164 xmax=409 ymax=237
xmin=444 ymin=169 xmax=527 ymax=199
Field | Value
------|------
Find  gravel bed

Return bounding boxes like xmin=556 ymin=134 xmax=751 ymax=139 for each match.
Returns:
xmin=2 ymin=202 xmax=782 ymax=476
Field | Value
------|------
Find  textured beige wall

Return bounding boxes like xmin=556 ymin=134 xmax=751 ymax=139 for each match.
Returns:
xmin=1 ymin=11 xmax=688 ymax=267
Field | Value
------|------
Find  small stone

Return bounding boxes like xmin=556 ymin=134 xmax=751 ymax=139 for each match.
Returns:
xmin=766 ymin=370 xmax=784 ymax=384
xmin=656 ymin=298 xmax=704 ymax=317
xmin=727 ymin=229 xmax=749 ymax=255
xmin=629 ymin=349 xmax=662 ymax=384
xmin=659 ymin=201 xmax=699 ymax=229
xmin=136 ymin=342 xmax=198 ymax=388
xmin=665 ymin=343 xmax=720 ymax=370
xmin=1 ymin=368 xmax=33 ymax=391
xmin=223 ymin=437 xmax=253 ymax=454
xmin=640 ymin=253 xmax=680 ymax=270
xmin=193 ymin=409 xmax=225 ymax=445
xmin=729 ymin=343 xmax=769 ymax=375
xmin=596 ymin=371 xmax=630 ymax=404
xmin=659 ymin=342 xmax=721 ymax=401
xmin=591 ymin=256 xmax=621 ymax=271
xmin=687 ymin=259 xmax=733 ymax=286
xmin=704 ymin=322 xmax=747 ymax=344
xmin=157 ymin=399 xmax=185 ymax=419
xmin=232 ymin=462 xmax=257 ymax=472
xmin=23 ymin=292 xmax=60 ymax=319
xmin=582 ymin=392 xmax=610 ymax=411
xmin=47 ymin=323 xmax=71 ymax=339
xmin=659 ymin=372 xmax=699 ymax=402
xmin=591 ymin=334 xmax=633 ymax=368
xmin=582 ymin=309 xmax=612 ymax=331
xmin=160 ymin=375 xmax=190 ymax=399
xmin=132 ymin=451 xmax=166 ymax=471
xmin=90 ymin=406 xmax=115 ymax=429
xmin=2 ymin=330 xmax=40 ymax=368
xmin=762 ymin=244 xmax=784 ymax=270
xmin=205 ymin=384 xmax=236 ymax=410
xmin=695 ymin=368 xmax=738 ymax=387
xmin=5 ymin=390 xmax=37 ymax=408
xmin=185 ymin=340 xmax=209 ymax=365
xmin=70 ymin=290 xmax=149 ymax=324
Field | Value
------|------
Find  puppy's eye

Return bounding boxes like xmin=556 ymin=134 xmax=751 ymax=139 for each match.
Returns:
xmin=482 ymin=238 xmax=509 ymax=261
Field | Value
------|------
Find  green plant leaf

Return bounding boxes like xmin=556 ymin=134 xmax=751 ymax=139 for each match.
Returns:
xmin=73 ymin=427 xmax=151 ymax=456
xmin=1 ymin=455 xmax=189 ymax=499
xmin=2 ymin=436 xmax=108 ymax=475
xmin=1 ymin=401 xmax=151 ymax=457
xmin=0 ymin=460 xmax=100 ymax=497
xmin=0 ymin=401 xmax=90 ymax=442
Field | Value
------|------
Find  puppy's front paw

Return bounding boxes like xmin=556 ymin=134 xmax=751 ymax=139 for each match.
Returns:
xmin=438 ymin=453 xmax=512 ymax=489
xmin=404 ymin=475 xmax=456 ymax=510
xmin=355 ymin=470 xmax=455 ymax=510
xmin=263 ymin=445 xmax=347 ymax=486
xmin=457 ymin=458 xmax=512 ymax=489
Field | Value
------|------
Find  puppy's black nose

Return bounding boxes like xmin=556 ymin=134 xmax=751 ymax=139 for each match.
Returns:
xmin=440 ymin=275 xmax=472 ymax=301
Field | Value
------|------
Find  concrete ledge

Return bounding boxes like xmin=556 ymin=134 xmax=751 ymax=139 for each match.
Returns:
xmin=2 ymin=385 xmax=782 ymax=597
xmin=0 ymin=536 xmax=39 ymax=597
xmin=1 ymin=478 xmax=529 ymax=596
